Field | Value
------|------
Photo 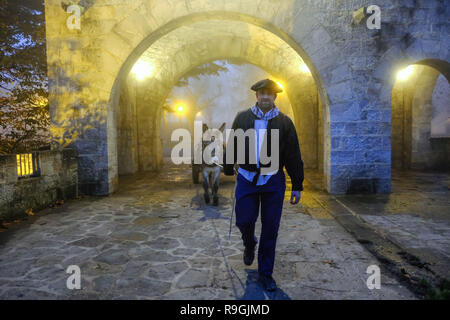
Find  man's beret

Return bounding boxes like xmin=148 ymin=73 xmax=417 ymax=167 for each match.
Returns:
xmin=250 ymin=78 xmax=283 ymax=93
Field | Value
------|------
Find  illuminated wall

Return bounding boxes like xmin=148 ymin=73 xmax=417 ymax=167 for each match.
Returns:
xmin=44 ymin=0 xmax=449 ymax=195
xmin=392 ymin=64 xmax=449 ymax=170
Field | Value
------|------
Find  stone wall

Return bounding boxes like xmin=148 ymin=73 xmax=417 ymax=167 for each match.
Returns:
xmin=117 ymin=74 xmax=139 ymax=175
xmin=44 ymin=0 xmax=450 ymax=194
xmin=0 ymin=149 xmax=78 ymax=221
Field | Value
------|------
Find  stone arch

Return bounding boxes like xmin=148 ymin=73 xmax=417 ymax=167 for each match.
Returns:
xmin=390 ymin=59 xmax=449 ymax=170
xmin=367 ymin=28 xmax=449 ymax=179
xmin=110 ymin=12 xmax=336 ymax=194
xmin=372 ymin=36 xmax=449 ymax=110
xmin=107 ymin=10 xmax=333 ymax=108
xmin=117 ymin=31 xmax=321 ymax=174
xmin=46 ymin=1 xmax=362 ymax=195
xmin=118 ymin=55 xmax=303 ymax=174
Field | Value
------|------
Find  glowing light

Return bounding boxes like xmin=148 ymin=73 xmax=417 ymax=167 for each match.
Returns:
xmin=176 ymin=105 xmax=185 ymax=113
xmin=131 ymin=59 xmax=154 ymax=80
xmin=299 ymin=63 xmax=311 ymax=74
xmin=16 ymin=154 xmax=34 ymax=176
xmin=397 ymin=65 xmax=414 ymax=81
xmin=275 ymin=81 xmax=284 ymax=90
xmin=196 ymin=111 xmax=202 ymax=116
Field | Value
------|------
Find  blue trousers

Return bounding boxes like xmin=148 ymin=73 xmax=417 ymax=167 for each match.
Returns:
xmin=234 ymin=170 xmax=286 ymax=276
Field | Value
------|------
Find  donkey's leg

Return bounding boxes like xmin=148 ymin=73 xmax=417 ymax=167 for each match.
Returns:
xmin=202 ymin=168 xmax=210 ymax=204
xmin=212 ymin=166 xmax=221 ymax=206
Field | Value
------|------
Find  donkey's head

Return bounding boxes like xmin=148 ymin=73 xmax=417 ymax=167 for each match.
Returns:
xmin=201 ymin=122 xmax=226 ymax=165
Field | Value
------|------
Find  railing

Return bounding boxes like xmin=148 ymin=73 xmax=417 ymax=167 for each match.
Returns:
xmin=16 ymin=152 xmax=41 ymax=178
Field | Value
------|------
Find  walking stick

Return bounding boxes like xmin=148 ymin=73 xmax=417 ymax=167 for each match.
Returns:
xmin=228 ymin=167 xmax=238 ymax=240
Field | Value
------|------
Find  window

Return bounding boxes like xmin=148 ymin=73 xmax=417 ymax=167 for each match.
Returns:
xmin=16 ymin=152 xmax=41 ymax=178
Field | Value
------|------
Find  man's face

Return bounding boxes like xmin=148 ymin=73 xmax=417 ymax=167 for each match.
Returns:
xmin=256 ymin=88 xmax=276 ymax=110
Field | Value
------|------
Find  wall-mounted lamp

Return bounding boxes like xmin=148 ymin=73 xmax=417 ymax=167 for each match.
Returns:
xmin=132 ymin=59 xmax=154 ymax=80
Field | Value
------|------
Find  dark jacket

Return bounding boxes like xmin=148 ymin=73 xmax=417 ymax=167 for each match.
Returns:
xmin=223 ymin=108 xmax=305 ymax=191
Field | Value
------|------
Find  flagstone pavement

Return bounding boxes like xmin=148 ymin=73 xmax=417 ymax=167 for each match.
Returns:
xmin=0 ymin=163 xmax=415 ymax=300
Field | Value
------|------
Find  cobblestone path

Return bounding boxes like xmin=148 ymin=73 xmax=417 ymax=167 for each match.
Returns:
xmin=0 ymin=164 xmax=415 ymax=299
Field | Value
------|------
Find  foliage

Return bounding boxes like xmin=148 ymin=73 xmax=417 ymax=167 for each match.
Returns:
xmin=174 ymin=61 xmax=228 ymax=87
xmin=420 ymin=278 xmax=450 ymax=300
xmin=0 ymin=0 xmax=49 ymax=154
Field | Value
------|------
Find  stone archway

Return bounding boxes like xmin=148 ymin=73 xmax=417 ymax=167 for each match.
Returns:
xmin=107 ymin=14 xmax=334 ymax=196
xmin=117 ymin=58 xmax=305 ymax=176
xmin=391 ymin=60 xmax=450 ymax=170
xmin=115 ymin=22 xmax=323 ymax=178
xmin=46 ymin=1 xmax=368 ymax=195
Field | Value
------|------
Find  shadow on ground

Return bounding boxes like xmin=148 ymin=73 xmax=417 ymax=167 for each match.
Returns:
xmin=238 ymin=269 xmax=291 ymax=300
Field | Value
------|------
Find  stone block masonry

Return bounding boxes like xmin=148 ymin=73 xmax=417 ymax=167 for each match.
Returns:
xmin=44 ymin=0 xmax=449 ymax=194
xmin=0 ymin=149 xmax=78 ymax=221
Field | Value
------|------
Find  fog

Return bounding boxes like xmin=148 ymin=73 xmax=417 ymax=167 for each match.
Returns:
xmin=163 ymin=60 xmax=294 ymax=134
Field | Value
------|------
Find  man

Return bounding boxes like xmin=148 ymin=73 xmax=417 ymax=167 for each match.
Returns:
xmin=224 ymin=78 xmax=304 ymax=292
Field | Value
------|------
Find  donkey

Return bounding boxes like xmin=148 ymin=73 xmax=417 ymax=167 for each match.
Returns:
xmin=197 ymin=122 xmax=226 ymax=206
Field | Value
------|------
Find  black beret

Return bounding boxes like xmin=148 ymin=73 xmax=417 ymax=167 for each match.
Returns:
xmin=250 ymin=78 xmax=283 ymax=93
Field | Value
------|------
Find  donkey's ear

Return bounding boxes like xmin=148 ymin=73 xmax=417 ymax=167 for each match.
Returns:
xmin=219 ymin=122 xmax=226 ymax=132
xmin=202 ymin=123 xmax=209 ymax=133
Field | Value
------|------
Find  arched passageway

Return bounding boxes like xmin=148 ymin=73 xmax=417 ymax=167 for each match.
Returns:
xmin=115 ymin=28 xmax=325 ymax=177
xmin=113 ymin=17 xmax=327 ymax=184
xmin=391 ymin=60 xmax=449 ymax=172
xmin=45 ymin=0 xmax=449 ymax=195
xmin=85 ymin=10 xmax=333 ymax=194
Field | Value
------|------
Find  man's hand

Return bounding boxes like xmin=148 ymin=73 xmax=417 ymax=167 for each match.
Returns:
xmin=290 ymin=191 xmax=301 ymax=204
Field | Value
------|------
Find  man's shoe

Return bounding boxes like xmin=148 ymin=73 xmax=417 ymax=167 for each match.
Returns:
xmin=259 ymin=274 xmax=277 ymax=292
xmin=243 ymin=245 xmax=256 ymax=266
